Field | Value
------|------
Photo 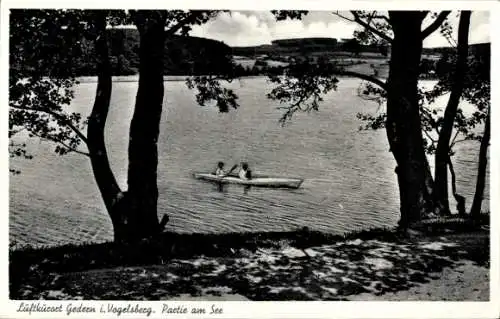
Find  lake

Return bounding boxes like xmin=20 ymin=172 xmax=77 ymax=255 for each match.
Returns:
xmin=9 ymin=77 xmax=489 ymax=246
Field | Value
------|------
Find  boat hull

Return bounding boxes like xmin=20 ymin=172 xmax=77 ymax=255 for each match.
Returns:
xmin=193 ymin=173 xmax=303 ymax=189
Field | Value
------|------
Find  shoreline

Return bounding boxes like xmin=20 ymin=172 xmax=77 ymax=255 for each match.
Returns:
xmin=76 ymin=75 xmax=266 ymax=83
xmin=10 ymin=217 xmax=490 ymax=301
xmin=75 ymin=74 xmax=440 ymax=83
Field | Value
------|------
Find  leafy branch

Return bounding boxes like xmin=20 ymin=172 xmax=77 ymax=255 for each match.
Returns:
xmin=186 ymin=75 xmax=239 ymax=113
xmin=422 ymin=11 xmax=452 ymax=39
xmin=350 ymin=11 xmax=393 ymax=43
xmin=267 ymin=57 xmax=340 ymax=124
xmin=28 ymin=129 xmax=90 ymax=156
xmin=10 ymin=104 xmax=88 ymax=145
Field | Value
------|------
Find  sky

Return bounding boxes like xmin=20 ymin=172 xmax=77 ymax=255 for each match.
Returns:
xmin=187 ymin=11 xmax=490 ymax=48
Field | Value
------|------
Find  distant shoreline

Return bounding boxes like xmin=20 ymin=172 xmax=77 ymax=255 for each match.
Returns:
xmin=76 ymin=74 xmax=393 ymax=83
xmin=76 ymin=75 xmax=265 ymax=83
xmin=77 ymin=75 xmax=185 ymax=83
xmin=76 ymin=74 xmax=441 ymax=84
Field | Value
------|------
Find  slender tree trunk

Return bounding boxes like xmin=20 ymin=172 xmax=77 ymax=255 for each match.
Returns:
xmin=448 ymin=156 xmax=466 ymax=216
xmin=424 ymin=157 xmax=435 ymax=202
xmin=86 ymin=12 xmax=126 ymax=242
xmin=386 ymin=12 xmax=434 ymax=227
xmin=123 ymin=11 xmax=168 ymax=242
xmin=470 ymin=107 xmax=490 ymax=218
xmin=434 ymin=11 xmax=471 ymax=215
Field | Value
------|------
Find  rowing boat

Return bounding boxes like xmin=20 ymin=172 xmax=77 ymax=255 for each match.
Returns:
xmin=193 ymin=173 xmax=303 ymax=189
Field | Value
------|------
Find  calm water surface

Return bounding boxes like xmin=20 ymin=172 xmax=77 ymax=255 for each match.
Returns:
xmin=9 ymin=77 xmax=490 ymax=246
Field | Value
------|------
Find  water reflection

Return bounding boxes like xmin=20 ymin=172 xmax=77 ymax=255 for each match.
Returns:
xmin=215 ymin=182 xmax=251 ymax=195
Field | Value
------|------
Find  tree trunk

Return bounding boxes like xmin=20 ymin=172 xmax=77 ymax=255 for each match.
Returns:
xmin=86 ymin=12 xmax=127 ymax=242
xmin=448 ymin=156 xmax=466 ymax=216
xmin=386 ymin=12 xmax=434 ymax=227
xmin=433 ymin=11 xmax=471 ymax=215
xmin=470 ymin=107 xmax=490 ymax=218
xmin=123 ymin=11 xmax=168 ymax=242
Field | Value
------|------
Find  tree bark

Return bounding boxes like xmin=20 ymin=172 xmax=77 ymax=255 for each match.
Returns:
xmin=124 ymin=11 xmax=168 ymax=242
xmin=86 ymin=12 xmax=126 ymax=242
xmin=470 ymin=107 xmax=490 ymax=218
xmin=433 ymin=11 xmax=471 ymax=215
xmin=386 ymin=12 xmax=434 ymax=228
xmin=448 ymin=156 xmax=466 ymax=216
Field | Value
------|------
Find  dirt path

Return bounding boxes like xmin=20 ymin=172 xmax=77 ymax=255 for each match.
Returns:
xmin=349 ymin=260 xmax=488 ymax=301
xmin=14 ymin=231 xmax=488 ymax=301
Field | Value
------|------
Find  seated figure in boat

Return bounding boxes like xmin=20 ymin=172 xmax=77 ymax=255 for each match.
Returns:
xmin=214 ymin=161 xmax=226 ymax=176
xmin=238 ymin=162 xmax=252 ymax=180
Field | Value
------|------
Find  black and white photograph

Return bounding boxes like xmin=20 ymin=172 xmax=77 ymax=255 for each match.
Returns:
xmin=4 ymin=0 xmax=498 ymax=318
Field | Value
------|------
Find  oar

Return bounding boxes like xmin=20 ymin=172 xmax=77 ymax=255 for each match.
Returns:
xmin=214 ymin=163 xmax=237 ymax=176
xmin=216 ymin=164 xmax=237 ymax=191
xmin=227 ymin=164 xmax=238 ymax=176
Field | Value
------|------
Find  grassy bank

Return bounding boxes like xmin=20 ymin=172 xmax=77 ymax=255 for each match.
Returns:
xmin=10 ymin=216 xmax=489 ymax=300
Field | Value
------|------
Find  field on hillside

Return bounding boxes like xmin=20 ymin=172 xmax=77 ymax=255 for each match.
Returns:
xmin=233 ymin=51 xmax=390 ymax=78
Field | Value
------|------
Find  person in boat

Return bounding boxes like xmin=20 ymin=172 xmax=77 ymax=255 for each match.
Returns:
xmin=238 ymin=162 xmax=252 ymax=180
xmin=214 ymin=161 xmax=226 ymax=177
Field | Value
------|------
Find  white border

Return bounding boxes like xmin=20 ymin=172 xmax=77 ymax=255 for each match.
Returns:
xmin=1 ymin=1 xmax=498 ymax=319
xmin=489 ymin=4 xmax=499 ymax=318
xmin=0 ymin=0 xmax=499 ymax=10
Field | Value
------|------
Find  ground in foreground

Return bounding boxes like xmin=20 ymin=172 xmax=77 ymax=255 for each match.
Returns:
xmin=10 ymin=223 xmax=489 ymax=301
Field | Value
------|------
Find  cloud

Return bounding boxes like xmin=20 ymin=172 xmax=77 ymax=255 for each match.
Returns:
xmin=469 ymin=11 xmax=490 ymax=44
xmin=422 ymin=11 xmax=489 ymax=47
xmin=470 ymin=22 xmax=489 ymax=43
xmin=240 ymin=11 xmax=277 ymax=27
xmin=189 ymin=11 xmax=273 ymax=46
xmin=189 ymin=11 xmax=489 ymax=48
xmin=189 ymin=11 xmax=358 ymax=46
xmin=273 ymin=20 xmax=357 ymax=41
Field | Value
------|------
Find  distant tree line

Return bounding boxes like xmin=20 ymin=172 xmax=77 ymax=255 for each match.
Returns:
xmin=10 ymin=27 xmax=236 ymax=77
xmin=233 ymin=37 xmax=389 ymax=57
xmin=9 ymin=25 xmax=291 ymax=78
xmin=271 ymin=37 xmax=338 ymax=47
xmin=420 ymin=43 xmax=490 ymax=79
